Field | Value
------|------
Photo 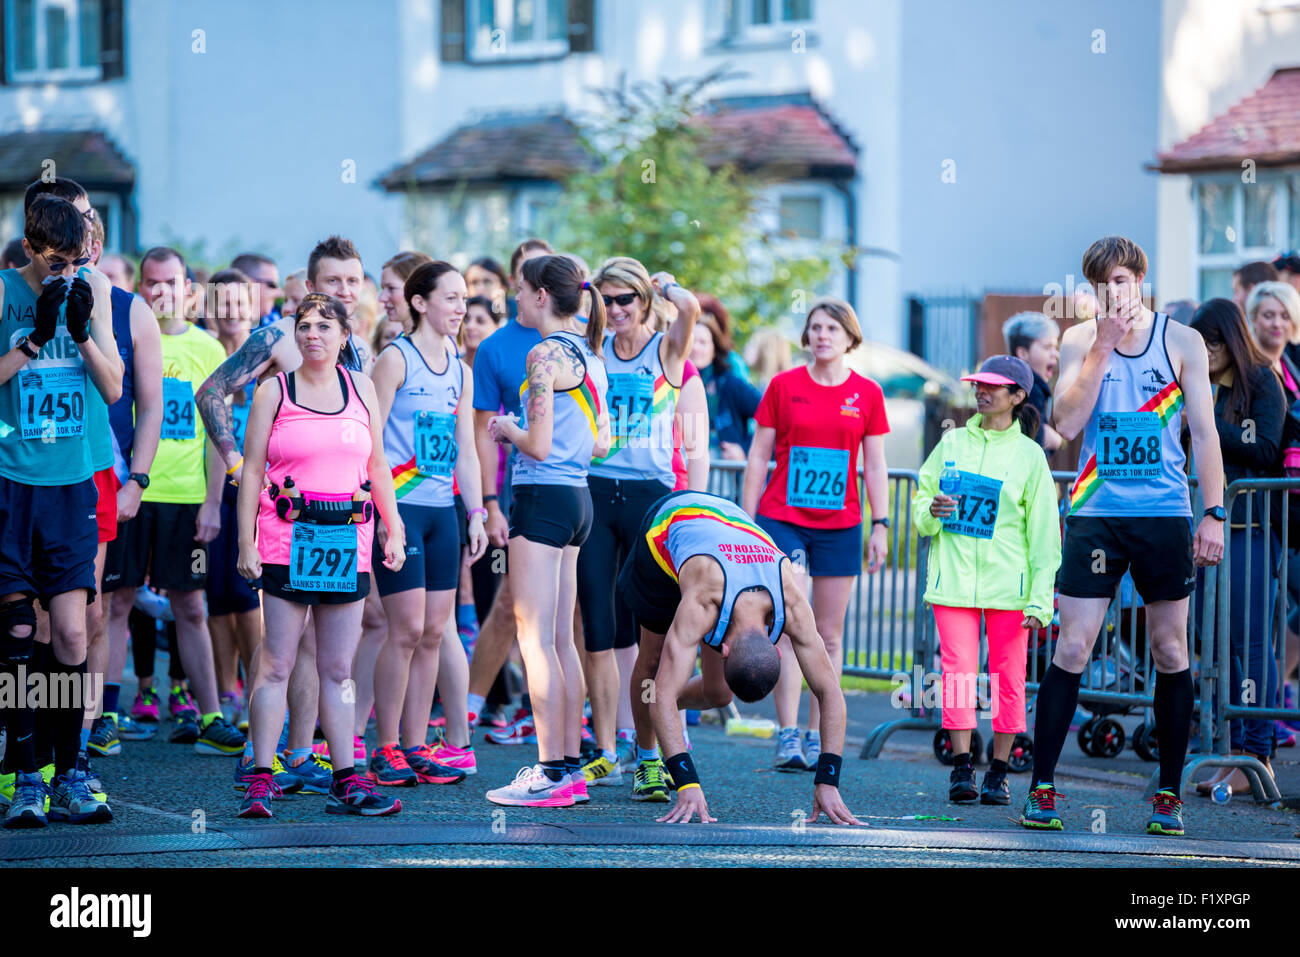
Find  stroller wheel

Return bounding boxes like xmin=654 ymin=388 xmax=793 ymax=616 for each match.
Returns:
xmin=934 ymin=729 xmax=955 ymax=765
xmin=1008 ymin=733 xmax=1034 ymax=773
xmin=1133 ymin=722 xmax=1159 ymax=762
xmin=1091 ymin=717 xmax=1126 ymax=758
xmin=1077 ymin=717 xmax=1099 ymax=756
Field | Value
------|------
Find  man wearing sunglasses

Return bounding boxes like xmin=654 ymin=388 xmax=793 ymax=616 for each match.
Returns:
xmin=0 ymin=194 xmax=122 ymax=828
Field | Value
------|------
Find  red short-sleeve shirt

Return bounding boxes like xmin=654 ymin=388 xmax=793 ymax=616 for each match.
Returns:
xmin=755 ymin=366 xmax=889 ymax=528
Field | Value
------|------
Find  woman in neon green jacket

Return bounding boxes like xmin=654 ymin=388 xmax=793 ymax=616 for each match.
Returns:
xmin=912 ymin=355 xmax=1062 ymax=807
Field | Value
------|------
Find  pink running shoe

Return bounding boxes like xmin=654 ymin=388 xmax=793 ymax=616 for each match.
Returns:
xmin=312 ymin=734 xmax=366 ymax=764
xmin=486 ymin=765 xmax=574 ymax=807
xmin=131 ymin=687 xmax=161 ymax=722
xmin=568 ymin=771 xmax=589 ymax=804
xmin=485 ymin=711 xmax=536 ymax=746
xmin=430 ymin=736 xmax=477 ymax=775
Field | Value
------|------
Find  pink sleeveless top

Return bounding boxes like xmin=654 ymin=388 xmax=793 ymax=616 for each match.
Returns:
xmin=256 ymin=368 xmax=374 ymax=570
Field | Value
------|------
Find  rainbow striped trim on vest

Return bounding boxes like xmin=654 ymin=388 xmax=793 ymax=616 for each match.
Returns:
xmin=1068 ymin=379 xmax=1184 ymax=513
xmin=646 ymin=500 xmax=781 ymax=581
xmin=518 ymin=373 xmax=602 ymax=440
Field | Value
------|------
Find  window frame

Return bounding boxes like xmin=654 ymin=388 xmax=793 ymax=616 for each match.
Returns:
xmin=6 ymin=0 xmax=102 ymax=83
xmin=466 ymin=0 xmax=569 ymax=64
xmin=735 ymin=0 xmax=814 ymax=43
xmin=1193 ymin=171 xmax=1298 ymax=301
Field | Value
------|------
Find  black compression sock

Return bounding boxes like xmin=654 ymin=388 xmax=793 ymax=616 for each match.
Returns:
xmin=1031 ymin=664 xmax=1083 ymax=787
xmin=50 ymin=651 xmax=87 ymax=776
xmin=541 ymin=759 xmax=566 ymax=782
xmin=0 ymin=660 xmax=38 ymax=773
xmin=952 ymin=752 xmax=972 ymax=769
xmin=32 ymin=642 xmax=55 ymax=769
xmin=990 ymin=758 xmax=1009 ymax=775
xmin=1153 ymin=668 xmax=1194 ymax=792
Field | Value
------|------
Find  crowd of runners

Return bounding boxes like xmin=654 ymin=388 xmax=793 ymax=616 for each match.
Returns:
xmin=3 ymin=174 xmax=1299 ymax=837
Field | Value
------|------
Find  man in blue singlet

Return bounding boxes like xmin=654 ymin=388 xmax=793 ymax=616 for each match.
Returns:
xmin=619 ymin=489 xmax=862 ymax=826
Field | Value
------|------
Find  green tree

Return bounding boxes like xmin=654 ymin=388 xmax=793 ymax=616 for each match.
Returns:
xmin=554 ymin=68 xmax=837 ymax=345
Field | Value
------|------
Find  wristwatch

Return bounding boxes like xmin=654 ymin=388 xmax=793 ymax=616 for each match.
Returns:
xmin=128 ymin=472 xmax=151 ymax=490
xmin=1203 ymin=506 xmax=1226 ymax=522
xmin=872 ymin=518 xmax=890 ymax=529
xmin=15 ymin=336 xmax=38 ymax=360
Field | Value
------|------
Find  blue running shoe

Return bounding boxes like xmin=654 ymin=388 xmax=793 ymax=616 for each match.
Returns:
xmin=87 ymin=714 xmax=121 ymax=756
xmin=234 ymin=755 xmax=303 ymax=794
xmin=1147 ymin=789 xmax=1185 ymax=836
xmin=284 ymin=753 xmax=334 ymax=794
xmin=49 ymin=768 xmax=112 ymax=823
xmin=2 ymin=771 xmax=48 ymax=829
xmin=117 ymin=713 xmax=155 ymax=741
xmin=1019 ymin=784 xmax=1064 ymax=830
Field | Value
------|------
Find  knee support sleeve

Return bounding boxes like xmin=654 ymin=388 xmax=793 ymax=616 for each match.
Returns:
xmin=0 ymin=596 xmax=37 ymax=664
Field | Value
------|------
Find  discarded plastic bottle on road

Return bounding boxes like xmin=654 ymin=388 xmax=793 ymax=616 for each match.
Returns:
xmin=1210 ymin=781 xmax=1232 ymax=805
xmin=725 ymin=717 xmax=777 ymax=739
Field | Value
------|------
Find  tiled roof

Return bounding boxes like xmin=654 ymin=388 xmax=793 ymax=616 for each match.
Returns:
xmin=1153 ymin=66 xmax=1300 ymax=173
xmin=0 ymin=129 xmax=135 ymax=189
xmin=696 ymin=93 xmax=858 ymax=177
xmin=377 ymin=113 xmax=590 ymax=190
xmin=379 ymin=94 xmax=858 ymax=190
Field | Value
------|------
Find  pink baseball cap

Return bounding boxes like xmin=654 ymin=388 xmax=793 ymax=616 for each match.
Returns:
xmin=961 ymin=355 xmax=1033 ymax=393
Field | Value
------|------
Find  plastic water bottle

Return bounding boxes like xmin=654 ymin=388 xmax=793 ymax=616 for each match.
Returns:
xmin=939 ymin=460 xmax=961 ymax=498
xmin=726 ymin=717 xmax=777 ymax=738
xmin=1211 ymin=782 xmax=1232 ymax=805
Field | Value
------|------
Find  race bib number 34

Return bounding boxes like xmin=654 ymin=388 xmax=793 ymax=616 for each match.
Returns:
xmin=19 ymin=367 xmax=85 ymax=439
xmin=942 ymin=471 xmax=1002 ymax=540
xmin=787 ymin=446 xmax=849 ymax=510
xmin=415 ymin=411 xmax=457 ymax=476
xmin=161 ymin=378 xmax=196 ymax=441
xmin=289 ymin=524 xmax=358 ymax=592
xmin=1096 ymin=411 xmax=1161 ymax=480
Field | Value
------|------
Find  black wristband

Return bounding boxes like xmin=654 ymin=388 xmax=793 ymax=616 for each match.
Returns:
xmin=483 ymin=494 xmax=499 ymax=504
xmin=814 ymin=752 xmax=842 ymax=787
xmin=665 ymin=751 xmax=700 ymax=790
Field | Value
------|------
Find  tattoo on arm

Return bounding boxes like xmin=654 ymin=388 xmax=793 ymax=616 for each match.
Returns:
xmin=524 ymin=348 xmax=558 ymax=426
xmin=197 ymin=324 xmax=283 ymax=459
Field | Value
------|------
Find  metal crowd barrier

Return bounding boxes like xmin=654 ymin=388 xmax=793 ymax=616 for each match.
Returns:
xmin=1184 ymin=478 xmax=1300 ymax=802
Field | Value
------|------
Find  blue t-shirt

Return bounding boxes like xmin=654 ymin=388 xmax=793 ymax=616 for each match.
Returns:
xmin=473 ymin=318 xmax=542 ymax=418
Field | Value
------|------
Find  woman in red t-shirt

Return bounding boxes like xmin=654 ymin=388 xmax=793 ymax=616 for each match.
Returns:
xmin=741 ymin=298 xmax=890 ymax=772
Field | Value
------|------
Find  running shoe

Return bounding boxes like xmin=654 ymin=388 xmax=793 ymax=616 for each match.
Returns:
xmin=196 ymin=715 xmax=246 ymax=756
xmin=948 ymin=765 xmax=978 ymax=804
xmin=168 ymin=686 xmax=197 ymax=718
xmin=402 ymin=744 xmax=466 ymax=785
xmin=1 ymin=763 xmax=54 ymax=814
xmin=428 ymin=701 xmax=445 ymax=729
xmin=75 ymin=752 xmax=108 ymax=801
xmin=1019 ymin=784 xmax=1064 ymax=830
xmin=219 ymin=692 xmax=242 ymax=728
xmin=480 ymin=706 xmax=509 ymax=730
xmin=283 ymin=753 xmax=333 ymax=794
xmin=131 ymin=687 xmax=161 ymax=722
xmin=368 ymin=744 xmax=418 ymax=787
xmin=980 ymin=768 xmax=1011 ymax=806
xmin=327 ymin=772 xmax=402 ymax=816
xmin=631 ymin=759 xmax=670 ymax=802
xmin=87 ymin=714 xmax=121 ymax=756
xmin=430 ymin=733 xmax=477 ymax=775
xmin=117 ymin=713 xmax=155 ymax=741
xmin=1282 ymin=684 xmax=1300 ymax=732
xmin=485 ymin=711 xmax=536 ymax=746
xmin=802 ymin=730 xmax=821 ymax=771
xmin=1276 ymin=722 xmax=1296 ymax=748
xmin=312 ymin=734 xmax=367 ymax=765
xmin=774 ymin=727 xmax=807 ymax=771
xmin=569 ymin=770 xmax=590 ymax=804
xmin=234 ymin=755 xmax=303 ymax=794
xmin=582 ymin=754 xmax=623 ymax=786
xmin=3 ymin=770 xmax=49 ymax=829
xmin=615 ymin=735 xmax=636 ymax=773
xmin=49 ymin=768 xmax=112 ymax=823
xmin=486 ymin=765 xmax=574 ymax=807
xmin=237 ymin=772 xmax=281 ymax=818
xmin=1147 ymin=789 xmax=1185 ymax=837
xmin=169 ymin=710 xmax=201 ymax=744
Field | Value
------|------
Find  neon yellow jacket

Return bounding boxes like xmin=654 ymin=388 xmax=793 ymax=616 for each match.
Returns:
xmin=912 ymin=415 xmax=1062 ymax=622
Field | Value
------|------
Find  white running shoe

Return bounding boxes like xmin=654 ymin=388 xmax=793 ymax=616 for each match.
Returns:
xmin=486 ymin=765 xmax=574 ymax=807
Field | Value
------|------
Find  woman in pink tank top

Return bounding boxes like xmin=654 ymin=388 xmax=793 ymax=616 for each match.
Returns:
xmin=235 ymin=293 xmax=407 ymax=819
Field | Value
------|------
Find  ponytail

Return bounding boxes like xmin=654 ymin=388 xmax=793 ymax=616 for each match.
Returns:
xmin=1012 ymin=390 xmax=1041 ymax=441
xmin=584 ymin=279 xmax=606 ymax=357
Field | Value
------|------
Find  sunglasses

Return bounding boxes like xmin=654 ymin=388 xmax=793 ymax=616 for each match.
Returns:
xmin=42 ymin=252 xmax=93 ymax=271
xmin=602 ymin=293 xmax=639 ymax=307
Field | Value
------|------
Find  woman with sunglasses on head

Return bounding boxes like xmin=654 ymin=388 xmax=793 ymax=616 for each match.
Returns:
xmin=235 ymin=293 xmax=406 ymax=818
xmin=742 ymin=299 xmax=890 ymax=772
xmin=485 ymin=255 xmax=609 ymax=807
xmin=1190 ymin=299 xmax=1285 ymax=798
xmin=577 ymin=258 xmax=699 ymax=796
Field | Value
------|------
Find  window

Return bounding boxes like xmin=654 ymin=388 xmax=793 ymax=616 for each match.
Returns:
xmin=750 ymin=0 xmax=812 ymax=25
xmin=1194 ymin=176 xmax=1299 ymax=301
xmin=778 ymin=195 xmax=822 ymax=239
xmin=468 ymin=0 xmax=568 ymax=61
xmin=729 ymin=0 xmax=813 ymax=42
xmin=7 ymin=0 xmax=102 ymax=81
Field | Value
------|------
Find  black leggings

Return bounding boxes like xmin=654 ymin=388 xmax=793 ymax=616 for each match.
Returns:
xmin=576 ymin=477 xmax=674 ymax=653
xmin=130 ymin=608 xmax=186 ymax=684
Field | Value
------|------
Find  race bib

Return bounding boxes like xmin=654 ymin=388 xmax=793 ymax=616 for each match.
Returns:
xmin=161 ymin=378 xmax=196 ymax=441
xmin=18 ymin=367 xmax=85 ymax=439
xmin=942 ymin=471 xmax=1002 ymax=540
xmin=787 ymin=446 xmax=849 ymax=510
xmin=607 ymin=373 xmax=653 ymax=439
xmin=289 ymin=523 xmax=358 ymax=592
xmin=415 ymin=411 xmax=457 ymax=476
xmin=1096 ymin=412 xmax=1162 ymax=480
